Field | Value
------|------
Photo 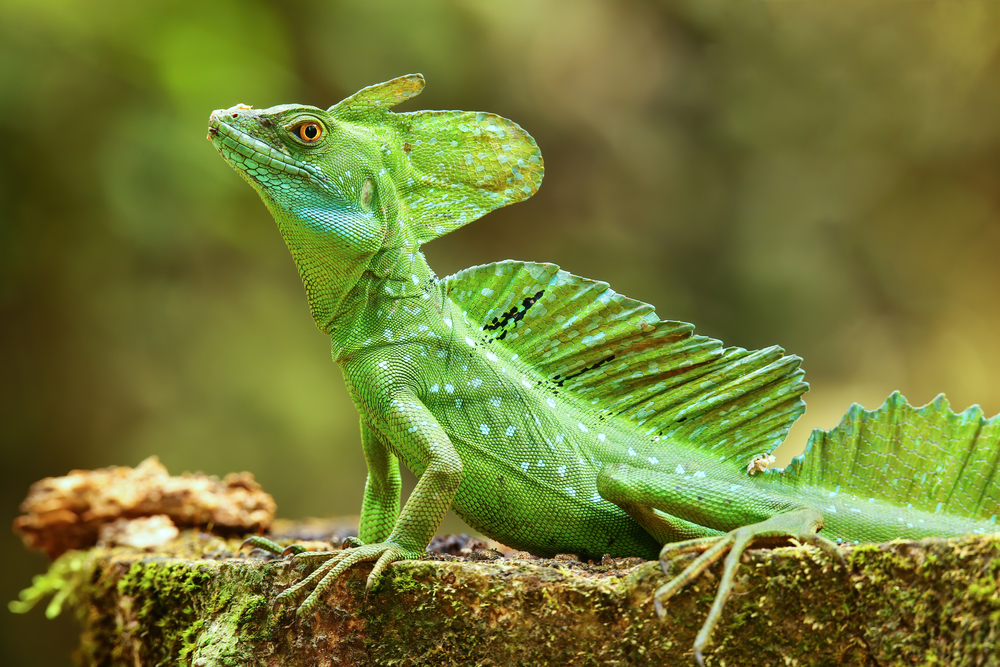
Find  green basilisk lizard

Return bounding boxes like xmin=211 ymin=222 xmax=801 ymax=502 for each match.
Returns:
xmin=208 ymin=74 xmax=1000 ymax=664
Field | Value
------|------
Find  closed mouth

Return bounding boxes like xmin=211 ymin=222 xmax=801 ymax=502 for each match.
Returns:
xmin=208 ymin=113 xmax=315 ymax=180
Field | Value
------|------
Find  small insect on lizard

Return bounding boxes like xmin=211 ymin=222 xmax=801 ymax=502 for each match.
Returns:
xmin=207 ymin=74 xmax=1000 ymax=664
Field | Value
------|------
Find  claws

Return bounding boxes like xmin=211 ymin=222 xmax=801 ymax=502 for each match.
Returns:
xmin=281 ymin=544 xmax=308 ymax=557
xmin=654 ymin=508 xmax=844 ymax=663
xmin=240 ymin=535 xmax=284 ymax=555
xmin=257 ymin=540 xmax=422 ymax=617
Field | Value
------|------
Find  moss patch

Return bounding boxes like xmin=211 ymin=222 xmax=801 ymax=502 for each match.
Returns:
xmin=12 ymin=531 xmax=1000 ymax=666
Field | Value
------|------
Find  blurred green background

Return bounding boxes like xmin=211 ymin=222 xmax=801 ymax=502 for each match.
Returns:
xmin=3 ymin=0 xmax=999 ymax=662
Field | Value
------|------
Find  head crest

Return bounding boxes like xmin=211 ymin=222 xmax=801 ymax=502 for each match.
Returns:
xmin=329 ymin=74 xmax=543 ymax=244
xmin=328 ymin=74 xmax=426 ymax=120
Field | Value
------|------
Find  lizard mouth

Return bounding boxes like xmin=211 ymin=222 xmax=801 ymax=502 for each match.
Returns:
xmin=208 ymin=111 xmax=316 ymax=181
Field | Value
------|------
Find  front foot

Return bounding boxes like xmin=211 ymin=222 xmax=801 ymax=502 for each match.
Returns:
xmin=240 ymin=535 xmax=307 ymax=558
xmin=654 ymin=509 xmax=844 ymax=666
xmin=269 ymin=540 xmax=424 ymax=617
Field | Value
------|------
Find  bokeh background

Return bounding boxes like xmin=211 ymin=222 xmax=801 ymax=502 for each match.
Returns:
xmin=3 ymin=0 xmax=999 ymax=662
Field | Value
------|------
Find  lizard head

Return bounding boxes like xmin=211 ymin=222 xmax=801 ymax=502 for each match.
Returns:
xmin=208 ymin=74 xmax=543 ymax=330
xmin=208 ymin=73 xmax=543 ymax=253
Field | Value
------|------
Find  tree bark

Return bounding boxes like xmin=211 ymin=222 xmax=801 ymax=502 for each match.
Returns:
xmin=36 ymin=531 xmax=1000 ymax=666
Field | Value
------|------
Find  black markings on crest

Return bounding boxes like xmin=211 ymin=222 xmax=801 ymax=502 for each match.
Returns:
xmin=552 ymin=354 xmax=616 ymax=388
xmin=483 ymin=290 xmax=545 ymax=341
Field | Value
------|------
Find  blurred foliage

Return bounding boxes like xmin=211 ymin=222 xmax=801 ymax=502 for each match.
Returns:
xmin=2 ymin=0 xmax=999 ymax=663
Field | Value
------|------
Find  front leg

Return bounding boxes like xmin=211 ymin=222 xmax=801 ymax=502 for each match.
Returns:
xmin=274 ymin=390 xmax=463 ymax=617
xmin=357 ymin=418 xmax=402 ymax=544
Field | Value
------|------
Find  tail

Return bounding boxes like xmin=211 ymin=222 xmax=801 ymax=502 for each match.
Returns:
xmin=771 ymin=392 xmax=1000 ymax=523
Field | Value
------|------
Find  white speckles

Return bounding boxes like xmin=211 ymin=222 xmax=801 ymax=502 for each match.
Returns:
xmin=906 ymin=522 xmax=914 ymax=528
xmin=581 ymin=332 xmax=606 ymax=346
xmin=829 ymin=485 xmax=841 ymax=498
xmin=590 ymin=493 xmax=602 ymax=503
xmin=935 ymin=502 xmax=944 ymax=513
xmin=565 ymin=487 xmax=577 ymax=497
xmin=377 ymin=360 xmax=389 ymax=370
xmin=555 ymin=433 xmax=565 ymax=444
xmin=486 ymin=352 xmax=498 ymax=362
xmin=437 ymin=350 xmax=448 ymax=359
xmin=465 ymin=336 xmax=476 ymax=347
xmin=429 ymin=384 xmax=440 ymax=393
xmin=729 ymin=485 xmax=742 ymax=491
xmin=648 ymin=457 xmax=659 ymax=465
xmin=468 ymin=378 xmax=483 ymax=388
xmin=827 ymin=506 xmax=838 ymax=513
xmin=481 ymin=287 xmax=494 ymax=297
xmin=849 ymin=508 xmax=862 ymax=514
xmin=598 ymin=433 xmax=606 ymax=443
xmin=577 ymin=422 xmax=589 ymax=433
xmin=418 ymin=324 xmax=429 ymax=332
xmin=521 ymin=379 xmax=533 ymax=389
xmin=505 ymin=425 xmax=516 ymax=437
xmin=532 ymin=413 xmax=542 ymax=426
xmin=557 ymin=465 xmax=567 ymax=477
xmin=383 ymin=329 xmax=393 ymax=340
xmin=536 ymin=459 xmax=545 ymax=467
xmin=546 ymin=398 xmax=556 ymax=409
xmin=490 ymin=396 xmax=502 ymax=407
xmin=692 ymin=470 xmax=706 ymax=478
xmin=455 ymin=398 xmax=463 ymax=408
xmin=627 ymin=447 xmax=637 ymax=457
xmin=520 ymin=461 xmax=530 ymax=471
xmin=480 ymin=424 xmax=490 ymax=435
xmin=443 ymin=318 xmax=453 ymax=328
xmin=411 ymin=274 xmax=419 ymax=285
xmin=675 ymin=464 xmax=685 ymax=475
xmin=512 ymin=354 xmax=519 ymax=360
xmin=407 ymin=426 xmax=418 ymax=433
xmin=445 ymin=384 xmax=455 ymax=394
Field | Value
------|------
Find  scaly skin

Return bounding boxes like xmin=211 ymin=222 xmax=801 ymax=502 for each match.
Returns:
xmin=210 ymin=75 xmax=1000 ymax=663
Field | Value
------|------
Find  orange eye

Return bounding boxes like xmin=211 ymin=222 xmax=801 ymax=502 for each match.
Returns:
xmin=296 ymin=122 xmax=323 ymax=143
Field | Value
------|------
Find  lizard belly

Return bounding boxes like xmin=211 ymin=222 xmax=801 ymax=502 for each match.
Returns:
xmin=447 ymin=433 xmax=660 ymax=559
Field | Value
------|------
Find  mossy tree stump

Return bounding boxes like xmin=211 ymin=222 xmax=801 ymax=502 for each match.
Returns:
xmin=24 ymin=532 xmax=1000 ymax=666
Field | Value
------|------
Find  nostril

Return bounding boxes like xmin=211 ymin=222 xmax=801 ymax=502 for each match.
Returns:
xmin=231 ymin=113 xmax=239 ymax=118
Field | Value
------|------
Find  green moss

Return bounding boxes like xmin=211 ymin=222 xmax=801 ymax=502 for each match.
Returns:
xmin=9 ymin=550 xmax=94 ymax=620
xmin=17 ymin=533 xmax=999 ymax=665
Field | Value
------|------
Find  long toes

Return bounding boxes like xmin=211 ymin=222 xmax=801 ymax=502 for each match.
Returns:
xmin=658 ymin=535 xmax=724 ymax=569
xmin=293 ymin=550 xmax=345 ymax=564
xmin=807 ymin=533 xmax=847 ymax=569
xmin=241 ymin=536 xmax=283 ymax=555
xmin=296 ymin=549 xmax=381 ymax=615
xmin=655 ymin=537 xmax=732 ymax=604
xmin=366 ymin=547 xmax=403 ymax=590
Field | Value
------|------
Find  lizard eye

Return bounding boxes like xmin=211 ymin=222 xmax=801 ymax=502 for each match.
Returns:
xmin=294 ymin=122 xmax=324 ymax=143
